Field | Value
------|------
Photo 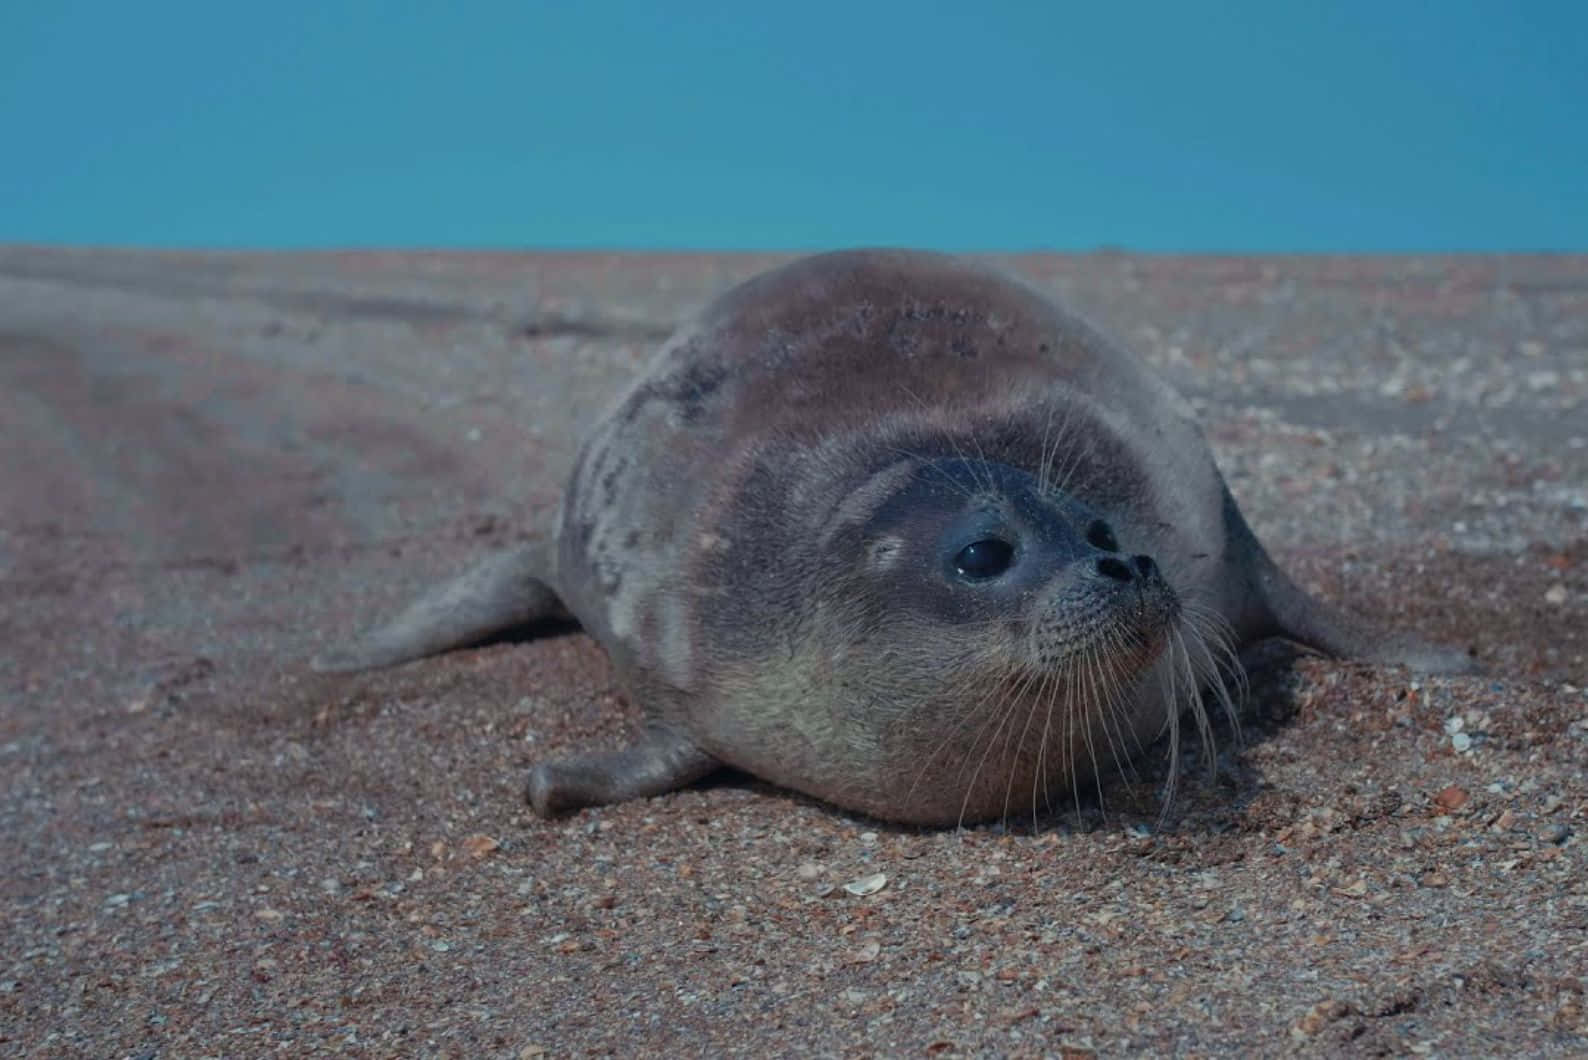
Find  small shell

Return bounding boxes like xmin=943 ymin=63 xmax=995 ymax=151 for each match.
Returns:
xmin=842 ymin=872 xmax=888 ymax=896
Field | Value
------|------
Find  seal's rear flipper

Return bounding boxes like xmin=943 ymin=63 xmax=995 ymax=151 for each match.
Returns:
xmin=525 ymin=726 xmax=720 ymax=815
xmin=311 ymin=542 xmax=570 ymax=673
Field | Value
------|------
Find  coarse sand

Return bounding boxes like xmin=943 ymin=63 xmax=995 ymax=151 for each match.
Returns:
xmin=2 ymin=247 xmax=1584 ymax=1056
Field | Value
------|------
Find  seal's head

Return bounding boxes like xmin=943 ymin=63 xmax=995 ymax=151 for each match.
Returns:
xmin=842 ymin=455 xmax=1179 ymax=680
xmin=702 ymin=442 xmax=1218 ymax=827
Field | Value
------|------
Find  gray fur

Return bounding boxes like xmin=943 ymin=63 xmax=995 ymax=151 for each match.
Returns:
xmin=316 ymin=249 xmax=1473 ymax=825
xmin=312 ymin=542 xmax=565 ymax=673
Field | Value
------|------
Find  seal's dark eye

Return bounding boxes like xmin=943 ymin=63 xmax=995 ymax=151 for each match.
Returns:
xmin=954 ymin=538 xmax=1015 ymax=580
xmin=1086 ymin=520 xmax=1118 ymax=552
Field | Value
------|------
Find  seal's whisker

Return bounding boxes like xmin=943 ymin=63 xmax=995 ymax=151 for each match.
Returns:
xmin=1008 ymin=662 xmax=1061 ymax=827
xmin=1065 ymin=656 xmax=1086 ymax=819
xmin=1046 ymin=422 xmax=1091 ymax=499
xmin=1032 ymin=667 xmax=1061 ymax=826
xmin=1096 ymin=633 xmax=1135 ymax=805
xmin=1087 ymin=632 xmax=1121 ymax=797
xmin=1082 ymin=643 xmax=1112 ymax=813
xmin=953 ymin=668 xmax=1032 ymax=789
xmin=1096 ymin=624 xmax=1144 ymax=782
xmin=1003 ymin=672 xmax=1041 ymax=826
xmin=957 ymin=681 xmax=1024 ymax=830
xmin=976 ymin=664 xmax=1047 ymax=828
xmin=1035 ymin=402 xmax=1078 ymax=497
xmin=900 ymin=662 xmax=1008 ymax=814
xmin=904 ymin=657 xmax=1029 ymax=822
xmin=1079 ymin=641 xmax=1110 ymax=816
xmin=1180 ymin=607 xmax=1240 ymax=749
xmin=1041 ymin=668 xmax=1067 ymax=818
xmin=1168 ymin=623 xmax=1211 ymax=814
xmin=1156 ymin=632 xmax=1184 ymax=818
xmin=956 ymin=412 xmax=1001 ymax=497
xmin=1190 ymin=627 xmax=1240 ymax=730
xmin=1183 ymin=601 xmax=1247 ymax=719
xmin=879 ymin=443 xmax=977 ymax=503
xmin=1036 ymin=401 xmax=1059 ymax=496
xmin=1171 ymin=624 xmax=1216 ymax=781
xmin=894 ymin=387 xmax=995 ymax=498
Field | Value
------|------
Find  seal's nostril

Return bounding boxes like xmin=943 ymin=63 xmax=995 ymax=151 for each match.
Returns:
xmin=1096 ymin=556 xmax=1133 ymax=582
xmin=1133 ymin=555 xmax=1156 ymax=579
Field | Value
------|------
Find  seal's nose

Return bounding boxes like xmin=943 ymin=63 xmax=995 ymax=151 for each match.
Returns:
xmin=1096 ymin=556 xmax=1132 ymax=582
xmin=1095 ymin=554 xmax=1159 ymax=583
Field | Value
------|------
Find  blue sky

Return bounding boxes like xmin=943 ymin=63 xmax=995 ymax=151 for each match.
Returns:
xmin=3 ymin=2 xmax=1583 ymax=251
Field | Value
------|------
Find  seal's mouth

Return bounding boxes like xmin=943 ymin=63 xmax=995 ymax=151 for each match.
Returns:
xmin=1022 ymin=569 xmax=1180 ymax=676
xmin=890 ymin=575 xmax=1241 ymax=829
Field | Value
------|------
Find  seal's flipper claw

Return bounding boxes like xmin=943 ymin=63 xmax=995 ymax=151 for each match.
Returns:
xmin=526 ymin=727 xmax=720 ymax=815
xmin=311 ymin=542 xmax=569 ymax=673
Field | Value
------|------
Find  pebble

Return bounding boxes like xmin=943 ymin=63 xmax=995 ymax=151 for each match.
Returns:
xmin=461 ymin=835 xmax=501 ymax=858
xmin=850 ymin=941 xmax=881 ymax=964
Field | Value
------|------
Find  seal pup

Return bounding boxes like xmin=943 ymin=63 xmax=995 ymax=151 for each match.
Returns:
xmin=314 ymin=249 xmax=1473 ymax=826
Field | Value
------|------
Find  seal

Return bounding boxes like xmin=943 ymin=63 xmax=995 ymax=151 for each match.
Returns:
xmin=314 ymin=249 xmax=1473 ymax=826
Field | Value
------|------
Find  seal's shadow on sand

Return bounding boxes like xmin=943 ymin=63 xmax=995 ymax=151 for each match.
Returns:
xmin=483 ymin=616 xmax=585 ymax=647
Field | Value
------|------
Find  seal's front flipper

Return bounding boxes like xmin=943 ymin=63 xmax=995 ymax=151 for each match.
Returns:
xmin=312 ymin=541 xmax=570 ymax=673
xmin=1226 ymin=493 xmax=1477 ymax=675
xmin=526 ymin=726 xmax=720 ymax=815
xmin=1253 ymin=557 xmax=1476 ymax=674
